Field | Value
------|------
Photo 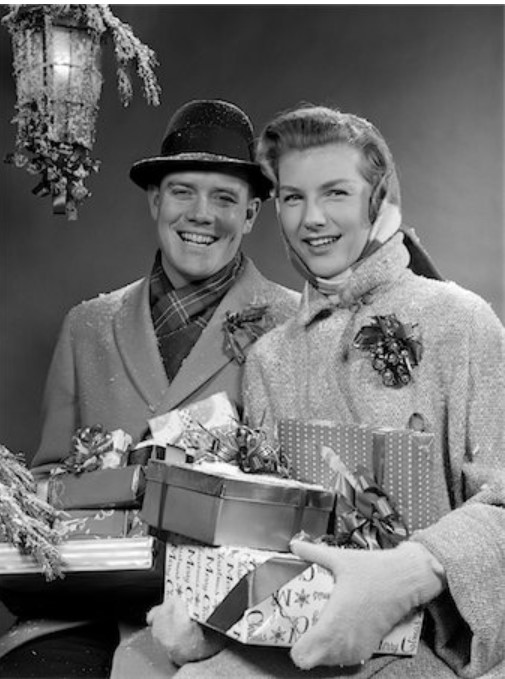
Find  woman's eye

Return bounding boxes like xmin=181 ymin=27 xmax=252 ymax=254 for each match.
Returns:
xmin=327 ymin=189 xmax=348 ymax=198
xmin=282 ymin=193 xmax=302 ymax=204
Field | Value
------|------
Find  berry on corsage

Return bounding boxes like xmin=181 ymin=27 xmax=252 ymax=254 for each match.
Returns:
xmin=353 ymin=314 xmax=422 ymax=387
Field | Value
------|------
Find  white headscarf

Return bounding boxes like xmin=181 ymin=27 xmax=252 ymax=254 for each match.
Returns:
xmin=279 ymin=198 xmax=402 ymax=299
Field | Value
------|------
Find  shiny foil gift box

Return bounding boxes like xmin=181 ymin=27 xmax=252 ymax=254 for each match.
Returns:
xmin=141 ymin=461 xmax=334 ymax=551
xmin=164 ymin=542 xmax=423 ymax=655
xmin=0 ymin=537 xmax=164 ymax=620
xmin=277 ymin=420 xmax=437 ymax=531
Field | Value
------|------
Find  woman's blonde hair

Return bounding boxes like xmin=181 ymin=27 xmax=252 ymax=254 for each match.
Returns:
xmin=257 ymin=105 xmax=401 ymax=222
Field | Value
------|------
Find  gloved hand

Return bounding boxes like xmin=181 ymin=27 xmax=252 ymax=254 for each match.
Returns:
xmin=147 ymin=597 xmax=227 ymax=666
xmin=290 ymin=539 xmax=446 ymax=670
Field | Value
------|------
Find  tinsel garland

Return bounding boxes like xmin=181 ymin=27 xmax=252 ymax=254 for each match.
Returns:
xmin=0 ymin=444 xmax=64 ymax=580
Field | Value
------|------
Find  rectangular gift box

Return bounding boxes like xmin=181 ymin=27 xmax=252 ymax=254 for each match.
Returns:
xmin=47 ymin=465 xmax=145 ymax=510
xmin=164 ymin=542 xmax=423 ymax=655
xmin=0 ymin=537 xmax=164 ymax=621
xmin=141 ymin=461 xmax=334 ymax=552
xmin=148 ymin=391 xmax=238 ymax=448
xmin=55 ymin=509 xmax=148 ymax=540
xmin=278 ymin=420 xmax=436 ymax=531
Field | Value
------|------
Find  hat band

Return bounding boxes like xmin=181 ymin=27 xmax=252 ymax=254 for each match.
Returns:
xmin=161 ymin=125 xmax=252 ymax=162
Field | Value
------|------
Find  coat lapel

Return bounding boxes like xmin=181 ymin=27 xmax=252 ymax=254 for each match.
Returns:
xmin=153 ymin=259 xmax=270 ymax=415
xmin=113 ymin=277 xmax=169 ymax=411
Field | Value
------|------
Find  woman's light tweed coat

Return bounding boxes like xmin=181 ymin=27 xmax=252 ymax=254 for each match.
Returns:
xmin=237 ymin=233 xmax=505 ymax=679
xmin=110 ymin=234 xmax=505 ymax=679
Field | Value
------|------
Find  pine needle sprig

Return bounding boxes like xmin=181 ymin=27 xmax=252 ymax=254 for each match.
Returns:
xmin=0 ymin=445 xmax=65 ymax=580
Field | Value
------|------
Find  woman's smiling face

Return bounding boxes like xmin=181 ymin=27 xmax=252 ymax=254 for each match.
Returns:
xmin=277 ymin=143 xmax=373 ymax=279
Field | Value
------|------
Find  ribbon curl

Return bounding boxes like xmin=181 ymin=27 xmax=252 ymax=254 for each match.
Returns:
xmin=61 ymin=424 xmax=115 ymax=475
xmin=322 ymin=453 xmax=408 ymax=550
xmin=223 ymin=304 xmax=275 ymax=365
xmin=196 ymin=419 xmax=291 ymax=479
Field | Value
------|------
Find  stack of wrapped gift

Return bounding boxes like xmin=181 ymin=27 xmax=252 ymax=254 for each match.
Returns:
xmin=0 ymin=426 xmax=163 ymax=621
xmin=139 ymin=394 xmax=424 ymax=657
xmin=277 ymin=419 xmax=437 ymax=532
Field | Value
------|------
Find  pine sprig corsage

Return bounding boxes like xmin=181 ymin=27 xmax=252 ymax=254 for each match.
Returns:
xmin=0 ymin=444 xmax=65 ymax=580
xmin=353 ymin=314 xmax=423 ymax=387
xmin=223 ymin=303 xmax=274 ymax=365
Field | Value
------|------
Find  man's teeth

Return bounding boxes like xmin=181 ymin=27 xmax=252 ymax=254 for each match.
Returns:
xmin=179 ymin=232 xmax=217 ymax=245
xmin=306 ymin=236 xmax=340 ymax=247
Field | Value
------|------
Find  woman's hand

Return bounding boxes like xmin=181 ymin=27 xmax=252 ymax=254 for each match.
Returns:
xmin=147 ymin=598 xmax=227 ymax=666
xmin=289 ymin=539 xmax=445 ymax=670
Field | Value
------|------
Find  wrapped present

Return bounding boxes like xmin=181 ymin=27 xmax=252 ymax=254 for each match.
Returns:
xmin=48 ymin=465 xmax=145 ymax=510
xmin=164 ymin=542 xmax=423 ymax=655
xmin=0 ymin=536 xmax=164 ymax=621
xmin=55 ymin=509 xmax=148 ymax=540
xmin=141 ymin=460 xmax=334 ymax=551
xmin=278 ymin=420 xmax=436 ymax=531
xmin=63 ymin=425 xmax=132 ymax=473
xmin=128 ymin=442 xmax=189 ymax=467
xmin=148 ymin=391 xmax=238 ymax=452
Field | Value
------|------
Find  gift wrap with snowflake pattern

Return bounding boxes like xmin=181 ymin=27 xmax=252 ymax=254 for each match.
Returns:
xmin=164 ymin=542 xmax=423 ymax=654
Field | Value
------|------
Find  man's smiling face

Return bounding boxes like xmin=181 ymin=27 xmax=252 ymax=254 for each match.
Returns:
xmin=148 ymin=171 xmax=260 ymax=287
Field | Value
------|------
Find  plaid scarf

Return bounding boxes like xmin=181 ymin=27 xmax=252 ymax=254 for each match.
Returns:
xmin=150 ymin=250 xmax=244 ymax=381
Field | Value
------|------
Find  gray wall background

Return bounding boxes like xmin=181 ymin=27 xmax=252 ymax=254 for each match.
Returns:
xmin=1 ymin=5 xmax=503 ymax=460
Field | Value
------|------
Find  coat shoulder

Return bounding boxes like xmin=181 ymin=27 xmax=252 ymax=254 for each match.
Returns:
xmin=262 ymin=280 xmax=301 ymax=322
xmin=65 ymin=278 xmax=145 ymax=333
xmin=66 ymin=278 xmax=145 ymax=327
xmin=402 ymin=273 xmax=502 ymax=329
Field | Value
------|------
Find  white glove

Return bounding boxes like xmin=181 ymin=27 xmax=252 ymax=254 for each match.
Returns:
xmin=147 ymin=598 xmax=226 ymax=666
xmin=290 ymin=539 xmax=446 ymax=669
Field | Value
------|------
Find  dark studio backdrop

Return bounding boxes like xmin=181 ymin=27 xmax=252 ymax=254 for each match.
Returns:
xmin=0 ymin=5 xmax=504 ymax=460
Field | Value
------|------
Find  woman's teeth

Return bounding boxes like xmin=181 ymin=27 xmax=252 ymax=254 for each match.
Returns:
xmin=306 ymin=235 xmax=341 ymax=247
xmin=179 ymin=232 xmax=217 ymax=245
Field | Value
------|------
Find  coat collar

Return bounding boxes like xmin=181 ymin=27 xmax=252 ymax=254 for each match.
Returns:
xmin=297 ymin=233 xmax=410 ymax=327
xmin=114 ymin=257 xmax=273 ymax=416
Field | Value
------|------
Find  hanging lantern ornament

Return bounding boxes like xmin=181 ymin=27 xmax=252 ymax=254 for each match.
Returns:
xmin=2 ymin=5 xmax=161 ymax=220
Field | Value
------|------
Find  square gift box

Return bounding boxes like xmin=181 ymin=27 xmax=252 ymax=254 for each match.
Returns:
xmin=141 ymin=461 xmax=334 ymax=552
xmin=277 ymin=420 xmax=437 ymax=531
xmin=164 ymin=542 xmax=423 ymax=655
xmin=47 ymin=464 xmax=145 ymax=510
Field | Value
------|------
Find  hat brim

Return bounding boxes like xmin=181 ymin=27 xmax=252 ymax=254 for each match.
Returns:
xmin=130 ymin=156 xmax=273 ymax=201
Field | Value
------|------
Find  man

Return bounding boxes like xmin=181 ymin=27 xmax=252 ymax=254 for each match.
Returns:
xmin=0 ymin=100 xmax=300 ymax=678
xmin=32 ymin=99 xmax=300 ymax=470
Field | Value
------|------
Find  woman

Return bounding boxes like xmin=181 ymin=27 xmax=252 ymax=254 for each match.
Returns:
xmin=120 ymin=106 xmax=505 ymax=679
xmin=238 ymin=105 xmax=505 ymax=677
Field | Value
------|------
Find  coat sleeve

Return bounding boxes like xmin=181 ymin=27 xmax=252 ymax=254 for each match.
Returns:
xmin=31 ymin=310 xmax=79 ymax=471
xmin=412 ymin=298 xmax=505 ymax=678
xmin=242 ymin=339 xmax=278 ymax=440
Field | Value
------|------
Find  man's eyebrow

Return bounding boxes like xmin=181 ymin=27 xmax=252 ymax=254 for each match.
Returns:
xmin=212 ymin=186 xmax=240 ymax=197
xmin=165 ymin=180 xmax=194 ymax=189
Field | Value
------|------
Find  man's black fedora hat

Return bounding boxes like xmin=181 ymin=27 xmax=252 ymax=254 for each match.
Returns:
xmin=130 ymin=99 xmax=273 ymax=200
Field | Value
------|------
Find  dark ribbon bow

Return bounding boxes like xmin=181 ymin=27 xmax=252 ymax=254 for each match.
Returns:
xmin=62 ymin=424 xmax=114 ymax=474
xmin=222 ymin=304 xmax=274 ymax=365
xmin=329 ymin=458 xmax=408 ymax=550
xmin=200 ymin=419 xmax=291 ymax=478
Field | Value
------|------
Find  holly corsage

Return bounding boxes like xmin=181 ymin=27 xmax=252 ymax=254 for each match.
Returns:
xmin=354 ymin=314 xmax=422 ymax=387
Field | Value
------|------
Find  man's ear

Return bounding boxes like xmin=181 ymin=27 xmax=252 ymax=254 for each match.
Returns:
xmin=243 ymin=197 xmax=261 ymax=234
xmin=147 ymin=185 xmax=161 ymax=221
